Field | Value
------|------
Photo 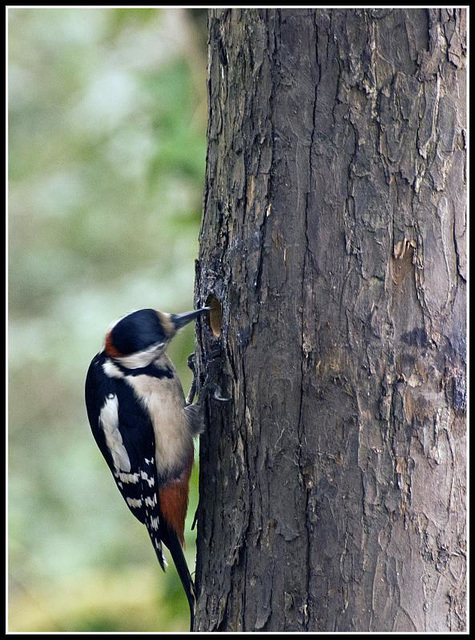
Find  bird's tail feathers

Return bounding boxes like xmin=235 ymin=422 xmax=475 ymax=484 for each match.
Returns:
xmin=163 ymin=526 xmax=196 ymax=631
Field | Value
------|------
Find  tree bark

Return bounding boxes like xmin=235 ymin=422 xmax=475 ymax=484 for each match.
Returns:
xmin=193 ymin=8 xmax=466 ymax=632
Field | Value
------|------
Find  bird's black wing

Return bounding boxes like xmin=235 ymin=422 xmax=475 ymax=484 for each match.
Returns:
xmin=85 ymin=352 xmax=165 ymax=567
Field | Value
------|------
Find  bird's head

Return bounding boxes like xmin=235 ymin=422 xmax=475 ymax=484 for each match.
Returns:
xmin=103 ymin=307 xmax=209 ymax=369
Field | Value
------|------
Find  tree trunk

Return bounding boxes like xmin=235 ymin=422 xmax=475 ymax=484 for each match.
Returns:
xmin=193 ymin=8 xmax=466 ymax=632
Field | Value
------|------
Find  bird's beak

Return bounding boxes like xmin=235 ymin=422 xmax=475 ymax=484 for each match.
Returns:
xmin=171 ymin=307 xmax=210 ymax=331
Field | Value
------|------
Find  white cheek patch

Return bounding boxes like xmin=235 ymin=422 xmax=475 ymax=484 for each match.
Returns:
xmin=115 ymin=342 xmax=165 ymax=370
xmin=100 ymin=395 xmax=131 ymax=472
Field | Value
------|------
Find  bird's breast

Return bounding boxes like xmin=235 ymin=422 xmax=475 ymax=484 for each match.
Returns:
xmin=124 ymin=360 xmax=193 ymax=481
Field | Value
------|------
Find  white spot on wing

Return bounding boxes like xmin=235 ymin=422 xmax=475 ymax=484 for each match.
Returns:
xmin=140 ymin=470 xmax=155 ymax=487
xmin=152 ymin=536 xmax=167 ymax=566
xmin=116 ymin=471 xmax=140 ymax=484
xmin=100 ymin=395 xmax=131 ymax=472
xmin=126 ymin=498 xmax=142 ymax=508
xmin=145 ymin=494 xmax=157 ymax=507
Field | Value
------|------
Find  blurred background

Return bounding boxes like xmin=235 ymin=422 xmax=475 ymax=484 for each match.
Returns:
xmin=8 ymin=8 xmax=208 ymax=632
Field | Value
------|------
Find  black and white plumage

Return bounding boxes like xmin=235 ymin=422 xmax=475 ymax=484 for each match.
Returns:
xmin=85 ymin=307 xmax=208 ymax=630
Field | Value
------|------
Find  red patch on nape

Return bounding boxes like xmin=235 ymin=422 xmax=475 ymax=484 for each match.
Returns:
xmin=159 ymin=455 xmax=194 ymax=547
xmin=104 ymin=331 xmax=123 ymax=358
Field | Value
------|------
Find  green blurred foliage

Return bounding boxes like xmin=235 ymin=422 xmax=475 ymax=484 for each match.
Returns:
xmin=8 ymin=8 xmax=207 ymax=632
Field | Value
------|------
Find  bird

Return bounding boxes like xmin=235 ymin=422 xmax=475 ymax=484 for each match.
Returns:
xmin=85 ymin=306 xmax=209 ymax=630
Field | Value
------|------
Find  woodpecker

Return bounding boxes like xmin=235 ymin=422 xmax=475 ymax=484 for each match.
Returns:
xmin=85 ymin=306 xmax=209 ymax=630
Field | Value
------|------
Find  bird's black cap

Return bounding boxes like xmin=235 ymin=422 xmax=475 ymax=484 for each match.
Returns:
xmin=107 ymin=307 xmax=210 ymax=357
xmin=111 ymin=309 xmax=167 ymax=356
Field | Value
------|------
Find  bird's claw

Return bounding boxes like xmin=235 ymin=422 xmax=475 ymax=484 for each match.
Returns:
xmin=185 ymin=353 xmax=197 ymax=406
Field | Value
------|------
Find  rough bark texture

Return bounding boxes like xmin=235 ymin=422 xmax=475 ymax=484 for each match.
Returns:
xmin=193 ymin=8 xmax=466 ymax=632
